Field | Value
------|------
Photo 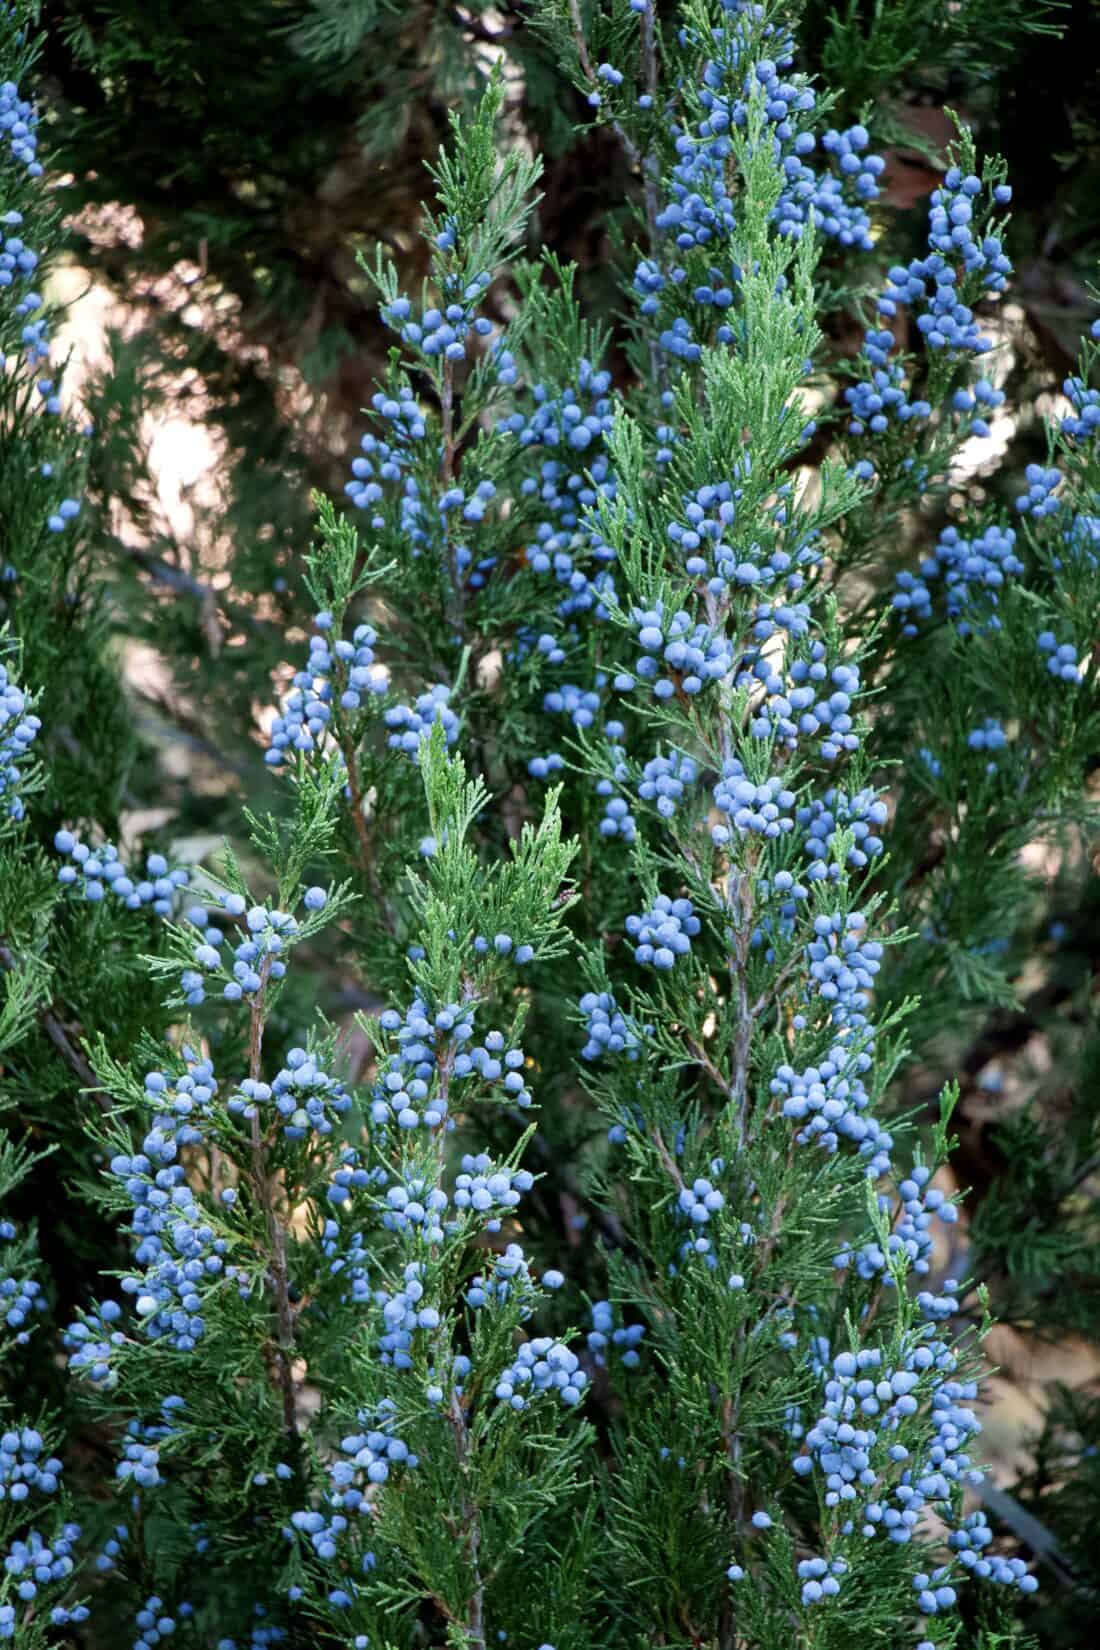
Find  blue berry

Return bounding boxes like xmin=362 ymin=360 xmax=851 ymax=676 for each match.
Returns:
xmin=626 ymin=895 xmax=701 ymax=969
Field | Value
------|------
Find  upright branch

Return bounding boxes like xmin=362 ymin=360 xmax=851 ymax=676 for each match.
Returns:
xmin=440 ymin=352 xmax=465 ymax=638
xmin=447 ymin=1386 xmax=486 ymax=1650
xmin=726 ymin=860 xmax=758 ymax=1145
xmin=638 ymin=3 xmax=664 ymax=284
xmin=245 ymin=956 xmax=298 ymax=1442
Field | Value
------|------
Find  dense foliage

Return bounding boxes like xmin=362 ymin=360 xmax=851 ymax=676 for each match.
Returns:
xmin=2 ymin=1 xmax=1100 ymax=1647
xmin=28 ymin=0 xmax=1096 ymax=801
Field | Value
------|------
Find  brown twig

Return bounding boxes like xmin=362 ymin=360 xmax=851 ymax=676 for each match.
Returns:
xmin=638 ymin=0 xmax=667 ymax=393
xmin=686 ymin=1035 xmax=731 ymax=1101
xmin=335 ymin=720 xmax=382 ymax=893
xmin=245 ymin=958 xmax=297 ymax=1440
xmin=568 ymin=0 xmax=642 ymax=170
xmin=727 ymin=867 xmax=757 ymax=1146
xmin=447 ymin=1387 xmax=486 ymax=1649
xmin=439 ymin=354 xmax=467 ymax=641
xmin=651 ymin=1124 xmax=686 ymax=1192
xmin=717 ymin=1378 xmax=745 ymax=1650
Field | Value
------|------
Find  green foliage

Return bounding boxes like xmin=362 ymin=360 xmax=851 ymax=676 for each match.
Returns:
xmin=3 ymin=0 xmax=1100 ymax=1647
